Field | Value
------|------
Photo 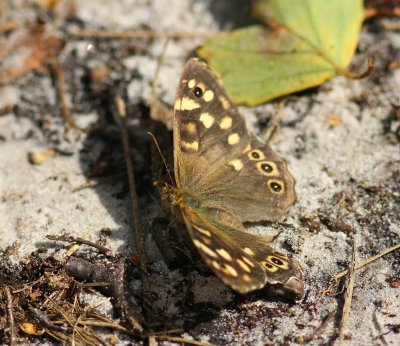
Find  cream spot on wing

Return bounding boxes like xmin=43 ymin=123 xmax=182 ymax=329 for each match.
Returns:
xmin=202 ymin=237 xmax=212 ymax=245
xmin=229 ymin=159 xmax=243 ymax=172
xmin=222 ymin=264 xmax=238 ymax=277
xmin=188 ymin=79 xmax=196 ymax=89
xmin=242 ymin=274 xmax=251 ymax=282
xmin=197 ymin=82 xmax=206 ymax=92
xmin=219 ymin=95 xmax=230 ymax=110
xmin=199 ymin=112 xmax=215 ymax=128
xmin=175 ymin=97 xmax=200 ymax=111
xmin=196 ymin=227 xmax=212 ymax=237
xmin=242 ymin=256 xmax=255 ymax=267
xmin=203 ymin=89 xmax=214 ymax=102
xmin=217 ymin=248 xmax=232 ymax=261
xmin=228 ymin=133 xmax=240 ymax=145
xmin=219 ymin=116 xmax=232 ymax=129
xmin=181 ymin=140 xmax=199 ymax=150
xmin=193 ymin=239 xmax=218 ymax=258
xmin=237 ymin=259 xmax=251 ymax=273
xmin=212 ymin=261 xmax=221 ymax=270
xmin=243 ymin=247 xmax=255 ymax=256
xmin=185 ymin=122 xmax=197 ymax=135
xmin=242 ymin=144 xmax=252 ymax=153
xmin=174 ymin=98 xmax=181 ymax=110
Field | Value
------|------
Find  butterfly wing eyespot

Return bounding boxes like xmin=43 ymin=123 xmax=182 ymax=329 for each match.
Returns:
xmin=248 ymin=149 xmax=265 ymax=161
xmin=261 ymin=261 xmax=279 ymax=272
xmin=261 ymin=163 xmax=273 ymax=173
xmin=268 ymin=180 xmax=284 ymax=194
xmin=256 ymin=161 xmax=279 ymax=176
xmin=193 ymin=86 xmax=203 ymax=98
xmin=269 ymin=256 xmax=289 ymax=269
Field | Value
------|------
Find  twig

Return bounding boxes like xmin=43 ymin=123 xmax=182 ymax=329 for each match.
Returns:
xmin=372 ymin=309 xmax=388 ymax=346
xmin=115 ymin=97 xmax=149 ymax=287
xmin=5 ymin=286 xmax=16 ymax=346
xmin=77 ymin=282 xmax=112 ymax=289
xmin=150 ymin=38 xmax=169 ymax=122
xmin=148 ymin=335 xmax=157 ymax=346
xmin=337 ymin=58 xmax=375 ymax=80
xmin=364 ymin=7 xmax=400 ymax=20
xmin=45 ymin=298 xmax=108 ymax=346
xmin=115 ymin=97 xmax=147 ymax=334
xmin=338 ymin=239 xmax=356 ymax=345
xmin=46 ymin=234 xmax=114 ymax=257
xmin=381 ymin=20 xmax=400 ymax=30
xmin=50 ymin=59 xmax=81 ymax=130
xmin=71 ymin=29 xmax=210 ymax=40
xmin=264 ymin=101 xmax=285 ymax=144
xmin=156 ymin=335 xmax=216 ymax=346
xmin=334 ymin=242 xmax=400 ymax=280
xmin=29 ymin=307 xmax=69 ymax=332
xmin=72 ymin=173 xmax=126 ymax=192
xmin=49 ymin=59 xmax=96 ymax=133
xmin=303 ymin=310 xmax=335 ymax=342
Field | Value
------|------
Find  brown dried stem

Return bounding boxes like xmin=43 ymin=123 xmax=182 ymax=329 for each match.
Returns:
xmin=115 ymin=96 xmax=148 ymax=331
xmin=5 ymin=286 xmax=16 ymax=346
xmin=46 ymin=234 xmax=114 ymax=257
xmin=334 ymin=242 xmax=400 ymax=280
xmin=50 ymin=59 xmax=97 ymax=133
xmin=338 ymin=239 xmax=356 ymax=345
xmin=71 ymin=29 xmax=210 ymax=40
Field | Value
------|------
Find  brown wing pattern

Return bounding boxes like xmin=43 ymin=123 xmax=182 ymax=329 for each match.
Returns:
xmin=173 ymin=59 xmax=295 ymax=222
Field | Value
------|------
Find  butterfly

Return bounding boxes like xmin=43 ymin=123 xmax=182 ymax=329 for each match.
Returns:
xmin=162 ymin=58 xmax=304 ymax=300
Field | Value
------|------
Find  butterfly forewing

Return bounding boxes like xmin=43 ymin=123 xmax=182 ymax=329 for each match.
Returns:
xmin=174 ymin=59 xmax=250 ymax=167
xmin=173 ymin=59 xmax=295 ymax=223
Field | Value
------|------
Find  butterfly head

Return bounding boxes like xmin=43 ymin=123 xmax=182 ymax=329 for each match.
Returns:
xmin=162 ymin=185 xmax=201 ymax=210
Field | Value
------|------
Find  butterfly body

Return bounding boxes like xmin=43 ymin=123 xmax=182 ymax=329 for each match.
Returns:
xmin=164 ymin=58 xmax=304 ymax=300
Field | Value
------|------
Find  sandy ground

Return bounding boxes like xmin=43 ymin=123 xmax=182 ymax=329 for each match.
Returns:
xmin=0 ymin=0 xmax=399 ymax=345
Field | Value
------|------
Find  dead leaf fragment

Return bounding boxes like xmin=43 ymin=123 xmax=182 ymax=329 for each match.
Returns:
xmin=0 ymin=22 xmax=63 ymax=84
xmin=20 ymin=323 xmax=45 ymax=336
xmin=28 ymin=149 xmax=56 ymax=165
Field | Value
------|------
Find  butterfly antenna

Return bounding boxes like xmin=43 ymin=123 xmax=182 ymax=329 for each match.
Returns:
xmin=147 ymin=131 xmax=174 ymax=186
xmin=264 ymin=101 xmax=285 ymax=144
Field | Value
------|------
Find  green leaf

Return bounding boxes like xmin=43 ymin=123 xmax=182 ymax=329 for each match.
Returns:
xmin=197 ymin=0 xmax=364 ymax=106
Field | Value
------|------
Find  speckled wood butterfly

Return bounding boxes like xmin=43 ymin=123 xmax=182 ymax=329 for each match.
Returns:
xmin=163 ymin=58 xmax=304 ymax=300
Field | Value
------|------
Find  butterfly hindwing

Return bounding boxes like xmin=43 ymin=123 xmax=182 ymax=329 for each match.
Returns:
xmin=181 ymin=208 xmax=267 ymax=293
xmin=181 ymin=207 xmax=304 ymax=297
